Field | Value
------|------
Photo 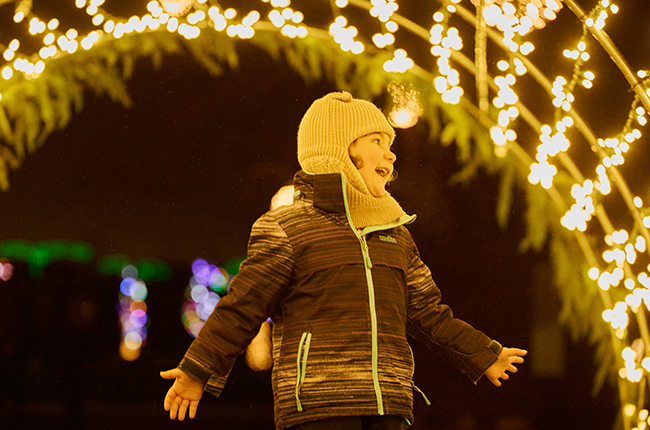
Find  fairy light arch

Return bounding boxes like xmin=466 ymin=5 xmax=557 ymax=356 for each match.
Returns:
xmin=1 ymin=1 xmax=650 ymax=427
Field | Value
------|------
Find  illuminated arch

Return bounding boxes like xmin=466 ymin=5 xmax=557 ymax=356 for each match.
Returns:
xmin=1 ymin=1 xmax=650 ymax=427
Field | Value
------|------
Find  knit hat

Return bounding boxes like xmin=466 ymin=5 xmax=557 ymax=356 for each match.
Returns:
xmin=297 ymin=91 xmax=408 ymax=228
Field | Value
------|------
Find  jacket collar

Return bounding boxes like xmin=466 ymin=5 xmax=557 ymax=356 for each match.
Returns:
xmin=293 ymin=171 xmax=346 ymax=215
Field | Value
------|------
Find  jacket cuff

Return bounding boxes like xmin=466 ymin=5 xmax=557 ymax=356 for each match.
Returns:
xmin=178 ymin=356 xmax=212 ymax=385
xmin=488 ymin=340 xmax=503 ymax=356
xmin=178 ymin=356 xmax=231 ymax=397
xmin=462 ymin=340 xmax=502 ymax=384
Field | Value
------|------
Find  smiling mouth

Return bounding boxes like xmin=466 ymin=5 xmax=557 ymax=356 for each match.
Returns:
xmin=375 ymin=167 xmax=391 ymax=178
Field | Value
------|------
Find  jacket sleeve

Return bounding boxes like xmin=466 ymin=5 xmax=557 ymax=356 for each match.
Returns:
xmin=404 ymin=242 xmax=501 ymax=384
xmin=178 ymin=211 xmax=294 ymax=396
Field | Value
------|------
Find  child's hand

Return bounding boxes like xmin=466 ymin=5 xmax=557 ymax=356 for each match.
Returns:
xmin=484 ymin=347 xmax=527 ymax=387
xmin=245 ymin=320 xmax=273 ymax=371
xmin=160 ymin=368 xmax=205 ymax=420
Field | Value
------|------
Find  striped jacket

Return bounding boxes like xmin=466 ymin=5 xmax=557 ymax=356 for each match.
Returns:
xmin=178 ymin=171 xmax=501 ymax=429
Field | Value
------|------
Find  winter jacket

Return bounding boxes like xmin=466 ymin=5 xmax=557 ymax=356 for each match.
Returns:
xmin=178 ymin=171 xmax=502 ymax=429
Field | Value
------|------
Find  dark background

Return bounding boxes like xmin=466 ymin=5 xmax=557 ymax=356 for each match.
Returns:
xmin=2 ymin=0 xmax=648 ymax=428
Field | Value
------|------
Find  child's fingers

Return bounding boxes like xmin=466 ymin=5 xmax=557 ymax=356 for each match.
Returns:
xmin=177 ymin=398 xmax=190 ymax=421
xmin=163 ymin=389 xmax=175 ymax=413
xmin=168 ymin=395 xmax=179 ymax=420
xmin=508 ymin=356 xmax=524 ymax=367
xmin=160 ymin=369 xmax=179 ymax=379
xmin=189 ymin=401 xmax=199 ymax=419
xmin=490 ymin=376 xmax=502 ymax=387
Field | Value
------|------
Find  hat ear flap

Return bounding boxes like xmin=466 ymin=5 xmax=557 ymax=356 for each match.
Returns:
xmin=300 ymin=155 xmax=370 ymax=196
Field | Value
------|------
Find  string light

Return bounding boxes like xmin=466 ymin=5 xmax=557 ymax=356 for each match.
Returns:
xmin=329 ymin=16 xmax=364 ymax=53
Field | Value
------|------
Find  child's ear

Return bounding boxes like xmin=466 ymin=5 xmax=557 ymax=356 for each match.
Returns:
xmin=350 ymin=154 xmax=364 ymax=169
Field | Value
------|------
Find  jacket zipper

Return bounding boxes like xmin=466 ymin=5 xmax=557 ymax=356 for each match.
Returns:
xmin=360 ymin=234 xmax=384 ymax=415
xmin=338 ymin=173 xmax=415 ymax=416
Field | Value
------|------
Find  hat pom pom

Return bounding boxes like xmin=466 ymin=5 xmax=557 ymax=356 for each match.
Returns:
xmin=330 ymin=91 xmax=353 ymax=103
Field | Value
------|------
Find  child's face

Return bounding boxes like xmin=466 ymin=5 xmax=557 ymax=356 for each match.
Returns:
xmin=348 ymin=132 xmax=396 ymax=197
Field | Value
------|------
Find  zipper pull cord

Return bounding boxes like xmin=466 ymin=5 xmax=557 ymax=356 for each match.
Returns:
xmin=413 ymin=383 xmax=432 ymax=406
xmin=295 ymin=332 xmax=312 ymax=412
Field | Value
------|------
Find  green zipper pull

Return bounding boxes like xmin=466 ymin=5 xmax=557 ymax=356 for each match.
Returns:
xmin=295 ymin=332 xmax=312 ymax=412
xmin=413 ymin=383 xmax=432 ymax=406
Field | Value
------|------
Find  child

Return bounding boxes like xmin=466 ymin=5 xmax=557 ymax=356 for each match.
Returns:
xmin=160 ymin=91 xmax=527 ymax=430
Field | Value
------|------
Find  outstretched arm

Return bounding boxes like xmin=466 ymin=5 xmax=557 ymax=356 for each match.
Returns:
xmin=484 ymin=347 xmax=528 ymax=387
xmin=160 ymin=368 xmax=205 ymax=420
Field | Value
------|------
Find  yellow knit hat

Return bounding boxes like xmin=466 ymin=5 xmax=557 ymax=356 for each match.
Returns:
xmin=298 ymin=91 xmax=395 ymax=193
xmin=297 ymin=92 xmax=408 ymax=228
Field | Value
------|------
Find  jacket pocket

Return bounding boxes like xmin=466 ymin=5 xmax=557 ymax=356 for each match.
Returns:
xmin=408 ymin=344 xmax=431 ymax=406
xmin=295 ymin=331 xmax=312 ymax=412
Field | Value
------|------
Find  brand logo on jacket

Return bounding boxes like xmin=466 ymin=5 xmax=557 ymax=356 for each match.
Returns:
xmin=378 ymin=235 xmax=397 ymax=244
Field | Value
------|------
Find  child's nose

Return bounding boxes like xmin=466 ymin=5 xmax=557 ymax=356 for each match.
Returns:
xmin=385 ymin=149 xmax=396 ymax=163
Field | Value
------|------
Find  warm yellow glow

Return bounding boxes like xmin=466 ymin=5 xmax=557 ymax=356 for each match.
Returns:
xmin=372 ymin=33 xmax=395 ymax=48
xmin=224 ymin=8 xmax=237 ymax=19
xmin=370 ymin=0 xmax=399 ymax=22
xmin=528 ymin=160 xmax=557 ymax=190
xmin=612 ymin=229 xmax=629 ymax=244
xmin=161 ymin=0 xmax=193 ymax=17
xmin=270 ymin=185 xmax=295 ymax=210
xmin=32 ymin=60 xmax=44 ymax=75
xmin=1 ymin=67 xmax=13 ymax=80
xmin=383 ymin=49 xmax=412 ymax=72
xmin=636 ymin=237 xmax=646 ymax=252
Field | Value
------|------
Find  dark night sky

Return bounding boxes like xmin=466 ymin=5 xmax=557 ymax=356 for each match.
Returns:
xmin=1 ymin=1 xmax=649 ymax=429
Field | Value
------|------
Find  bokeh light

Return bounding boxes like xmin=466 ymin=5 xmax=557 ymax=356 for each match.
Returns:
xmin=0 ymin=258 xmax=13 ymax=281
xmin=388 ymin=82 xmax=422 ymax=129
xmin=0 ymin=240 xmax=94 ymax=279
xmin=116 ymin=264 xmax=149 ymax=361
xmin=270 ymin=185 xmax=295 ymax=210
xmin=181 ymin=258 xmax=233 ymax=338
